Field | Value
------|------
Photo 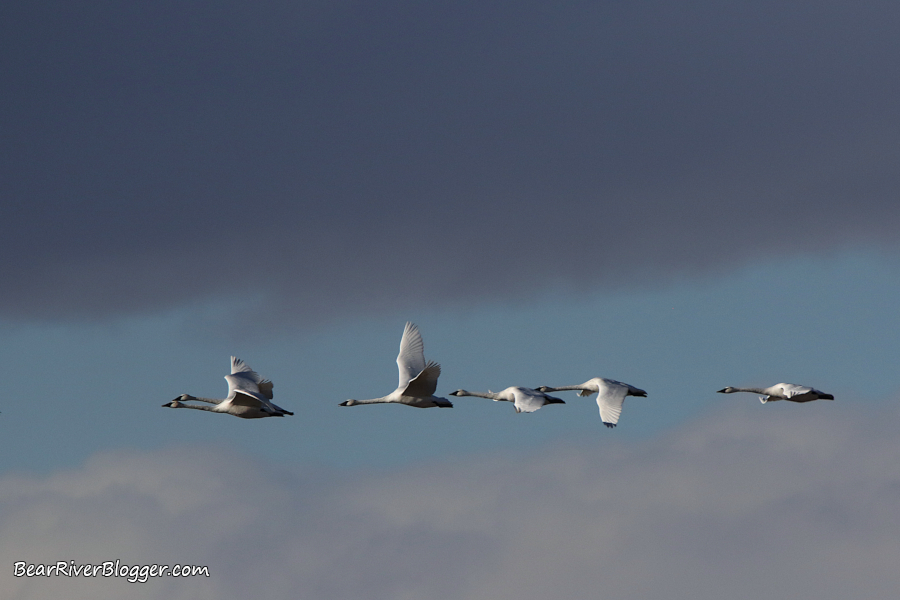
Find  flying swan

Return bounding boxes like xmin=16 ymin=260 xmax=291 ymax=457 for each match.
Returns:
xmin=717 ymin=383 xmax=834 ymax=404
xmin=448 ymin=387 xmax=564 ymax=413
xmin=340 ymin=322 xmax=452 ymax=408
xmin=536 ymin=378 xmax=647 ymax=428
xmin=162 ymin=356 xmax=294 ymax=418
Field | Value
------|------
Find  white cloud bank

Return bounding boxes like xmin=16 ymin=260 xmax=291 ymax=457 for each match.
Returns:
xmin=2 ymin=405 xmax=899 ymax=600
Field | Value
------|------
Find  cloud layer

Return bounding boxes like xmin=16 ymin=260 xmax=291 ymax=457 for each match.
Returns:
xmin=3 ymin=1 xmax=900 ymax=324
xmin=3 ymin=405 xmax=899 ymax=600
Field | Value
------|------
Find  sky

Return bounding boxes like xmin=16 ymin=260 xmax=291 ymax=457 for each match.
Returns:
xmin=1 ymin=1 xmax=900 ymax=598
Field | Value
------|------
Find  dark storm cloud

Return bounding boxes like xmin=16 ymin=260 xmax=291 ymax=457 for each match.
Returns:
xmin=2 ymin=1 xmax=899 ymax=323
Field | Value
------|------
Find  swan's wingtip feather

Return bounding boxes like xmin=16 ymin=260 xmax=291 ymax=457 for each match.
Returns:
xmin=230 ymin=356 xmax=254 ymax=374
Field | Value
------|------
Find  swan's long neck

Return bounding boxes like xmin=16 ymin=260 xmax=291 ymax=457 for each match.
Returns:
xmin=184 ymin=395 xmax=223 ymax=405
xmin=172 ymin=403 xmax=216 ymax=412
xmin=727 ymin=387 xmax=768 ymax=394
xmin=540 ymin=385 xmax=584 ymax=392
xmin=349 ymin=397 xmax=391 ymax=405
xmin=457 ymin=390 xmax=499 ymax=400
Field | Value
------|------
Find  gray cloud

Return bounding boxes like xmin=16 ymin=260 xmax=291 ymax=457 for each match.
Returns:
xmin=3 ymin=1 xmax=900 ymax=325
xmin=2 ymin=405 xmax=899 ymax=600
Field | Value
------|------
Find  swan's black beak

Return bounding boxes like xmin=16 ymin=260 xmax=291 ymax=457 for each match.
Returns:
xmin=716 ymin=388 xmax=727 ymax=393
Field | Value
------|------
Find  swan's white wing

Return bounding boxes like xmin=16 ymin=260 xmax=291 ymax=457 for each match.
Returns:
xmin=778 ymin=383 xmax=810 ymax=397
xmin=511 ymin=388 xmax=544 ymax=413
xmin=231 ymin=356 xmax=260 ymax=379
xmin=403 ymin=361 xmax=441 ymax=397
xmin=229 ymin=356 xmax=267 ymax=390
xmin=223 ymin=376 xmax=286 ymax=415
xmin=257 ymin=379 xmax=274 ymax=400
xmin=596 ymin=385 xmax=629 ymax=427
xmin=778 ymin=383 xmax=831 ymax=402
xmin=228 ymin=356 xmax=277 ymax=399
xmin=227 ymin=390 xmax=267 ymax=408
xmin=224 ymin=373 xmax=264 ymax=401
xmin=396 ymin=322 xmax=426 ymax=388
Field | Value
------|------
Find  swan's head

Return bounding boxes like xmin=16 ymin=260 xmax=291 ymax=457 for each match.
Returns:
xmin=717 ymin=387 xmax=735 ymax=394
xmin=448 ymin=390 xmax=467 ymax=397
xmin=163 ymin=394 xmax=194 ymax=408
xmin=340 ymin=399 xmax=357 ymax=407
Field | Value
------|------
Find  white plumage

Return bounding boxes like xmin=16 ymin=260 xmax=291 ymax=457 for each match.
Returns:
xmin=536 ymin=378 xmax=647 ymax=427
xmin=717 ymin=383 xmax=834 ymax=404
xmin=449 ymin=386 xmax=565 ymax=413
xmin=162 ymin=357 xmax=293 ymax=418
xmin=340 ymin=322 xmax=452 ymax=408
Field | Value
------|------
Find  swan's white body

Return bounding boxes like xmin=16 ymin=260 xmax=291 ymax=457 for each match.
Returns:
xmin=162 ymin=357 xmax=294 ymax=419
xmin=340 ymin=322 xmax=452 ymax=408
xmin=717 ymin=383 xmax=834 ymax=404
xmin=449 ymin=387 xmax=564 ymax=413
xmin=536 ymin=378 xmax=647 ymax=428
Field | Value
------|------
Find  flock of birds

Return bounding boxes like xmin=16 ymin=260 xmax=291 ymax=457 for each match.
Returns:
xmin=162 ymin=322 xmax=835 ymax=428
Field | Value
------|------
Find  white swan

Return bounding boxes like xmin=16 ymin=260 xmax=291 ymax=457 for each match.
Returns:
xmin=448 ymin=387 xmax=564 ymax=413
xmin=536 ymin=378 xmax=647 ymax=428
xmin=162 ymin=356 xmax=294 ymax=419
xmin=340 ymin=322 xmax=452 ymax=408
xmin=717 ymin=383 xmax=834 ymax=404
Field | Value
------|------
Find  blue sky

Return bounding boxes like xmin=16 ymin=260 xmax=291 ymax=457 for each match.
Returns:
xmin=2 ymin=2 xmax=900 ymax=598
xmin=2 ymin=249 xmax=900 ymax=479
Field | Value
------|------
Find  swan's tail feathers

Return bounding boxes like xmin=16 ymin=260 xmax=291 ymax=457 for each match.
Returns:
xmin=759 ymin=396 xmax=769 ymax=404
xmin=603 ymin=421 xmax=617 ymax=429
